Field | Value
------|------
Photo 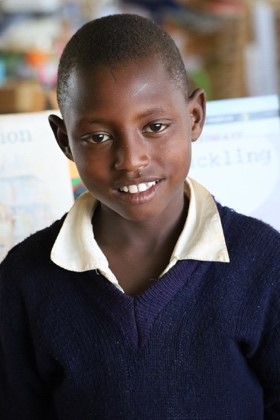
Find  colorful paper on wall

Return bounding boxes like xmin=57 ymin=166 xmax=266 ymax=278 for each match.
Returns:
xmin=0 ymin=111 xmax=74 ymax=261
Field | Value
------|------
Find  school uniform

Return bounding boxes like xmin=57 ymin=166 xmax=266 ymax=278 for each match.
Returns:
xmin=0 ymin=178 xmax=279 ymax=419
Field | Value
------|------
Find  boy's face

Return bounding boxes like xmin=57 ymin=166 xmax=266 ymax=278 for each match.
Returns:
xmin=50 ymin=57 xmax=205 ymax=223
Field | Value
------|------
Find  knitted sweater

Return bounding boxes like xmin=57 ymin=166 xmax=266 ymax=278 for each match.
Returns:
xmin=0 ymin=203 xmax=280 ymax=419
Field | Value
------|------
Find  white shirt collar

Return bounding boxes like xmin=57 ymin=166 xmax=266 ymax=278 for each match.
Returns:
xmin=51 ymin=178 xmax=229 ymax=288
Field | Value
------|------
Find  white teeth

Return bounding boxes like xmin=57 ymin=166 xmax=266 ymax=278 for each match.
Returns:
xmin=128 ymin=185 xmax=138 ymax=193
xmin=120 ymin=181 xmax=156 ymax=194
xmin=138 ymin=183 xmax=148 ymax=192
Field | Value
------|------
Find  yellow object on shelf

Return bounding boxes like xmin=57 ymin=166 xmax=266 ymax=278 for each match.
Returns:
xmin=0 ymin=81 xmax=46 ymax=113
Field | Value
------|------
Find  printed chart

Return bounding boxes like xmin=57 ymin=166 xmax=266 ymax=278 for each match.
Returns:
xmin=190 ymin=95 xmax=280 ymax=231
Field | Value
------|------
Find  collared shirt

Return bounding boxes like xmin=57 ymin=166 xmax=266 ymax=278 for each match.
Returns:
xmin=51 ymin=177 xmax=230 ymax=292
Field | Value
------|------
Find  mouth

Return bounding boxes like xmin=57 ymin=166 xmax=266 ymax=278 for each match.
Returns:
xmin=119 ymin=180 xmax=159 ymax=194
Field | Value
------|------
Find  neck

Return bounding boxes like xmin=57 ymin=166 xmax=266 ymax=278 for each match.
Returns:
xmin=93 ymin=197 xmax=189 ymax=252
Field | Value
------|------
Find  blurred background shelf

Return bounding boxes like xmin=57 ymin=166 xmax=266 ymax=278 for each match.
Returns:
xmin=0 ymin=0 xmax=279 ymax=113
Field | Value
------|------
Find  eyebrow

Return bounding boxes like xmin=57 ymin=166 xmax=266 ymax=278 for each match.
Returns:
xmin=78 ymin=106 xmax=169 ymax=126
xmin=137 ymin=106 xmax=168 ymax=118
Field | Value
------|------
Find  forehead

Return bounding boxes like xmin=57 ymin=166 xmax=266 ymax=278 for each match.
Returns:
xmin=66 ymin=57 xmax=185 ymax=111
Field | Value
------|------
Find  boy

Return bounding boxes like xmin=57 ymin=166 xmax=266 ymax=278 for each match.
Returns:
xmin=0 ymin=13 xmax=280 ymax=419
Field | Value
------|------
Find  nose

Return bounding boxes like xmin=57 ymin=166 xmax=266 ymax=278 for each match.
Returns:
xmin=114 ymin=132 xmax=150 ymax=172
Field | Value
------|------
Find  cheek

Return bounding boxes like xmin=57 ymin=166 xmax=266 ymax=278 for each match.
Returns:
xmin=70 ymin=149 xmax=108 ymax=184
xmin=172 ymin=142 xmax=192 ymax=180
xmin=164 ymin=136 xmax=191 ymax=164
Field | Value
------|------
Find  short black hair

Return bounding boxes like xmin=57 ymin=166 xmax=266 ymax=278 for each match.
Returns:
xmin=57 ymin=13 xmax=189 ymax=111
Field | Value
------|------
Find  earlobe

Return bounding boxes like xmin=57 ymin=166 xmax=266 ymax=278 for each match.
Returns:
xmin=48 ymin=114 xmax=74 ymax=161
xmin=188 ymin=88 xmax=206 ymax=142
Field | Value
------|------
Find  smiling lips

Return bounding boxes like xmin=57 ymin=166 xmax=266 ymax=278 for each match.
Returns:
xmin=119 ymin=181 xmax=157 ymax=194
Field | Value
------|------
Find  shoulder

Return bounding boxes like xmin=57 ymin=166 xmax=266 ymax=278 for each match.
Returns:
xmin=217 ymin=202 xmax=280 ymax=245
xmin=216 ymin=201 xmax=280 ymax=273
xmin=0 ymin=215 xmax=66 ymax=273
xmin=215 ymin=203 xmax=280 ymax=327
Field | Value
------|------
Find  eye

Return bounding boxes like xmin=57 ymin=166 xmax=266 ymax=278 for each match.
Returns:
xmin=143 ymin=122 xmax=168 ymax=134
xmin=81 ymin=132 xmax=111 ymax=144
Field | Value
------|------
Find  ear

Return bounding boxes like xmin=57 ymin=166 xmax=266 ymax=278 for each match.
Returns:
xmin=188 ymin=88 xmax=206 ymax=142
xmin=48 ymin=114 xmax=74 ymax=161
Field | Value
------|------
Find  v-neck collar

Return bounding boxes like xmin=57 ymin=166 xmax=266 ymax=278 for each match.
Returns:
xmin=86 ymin=259 xmax=200 ymax=349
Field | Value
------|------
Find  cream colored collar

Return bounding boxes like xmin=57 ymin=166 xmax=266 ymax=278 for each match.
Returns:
xmin=51 ymin=178 xmax=229 ymax=286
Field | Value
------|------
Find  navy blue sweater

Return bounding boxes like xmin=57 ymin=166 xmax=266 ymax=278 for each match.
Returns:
xmin=0 ymin=203 xmax=280 ymax=419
